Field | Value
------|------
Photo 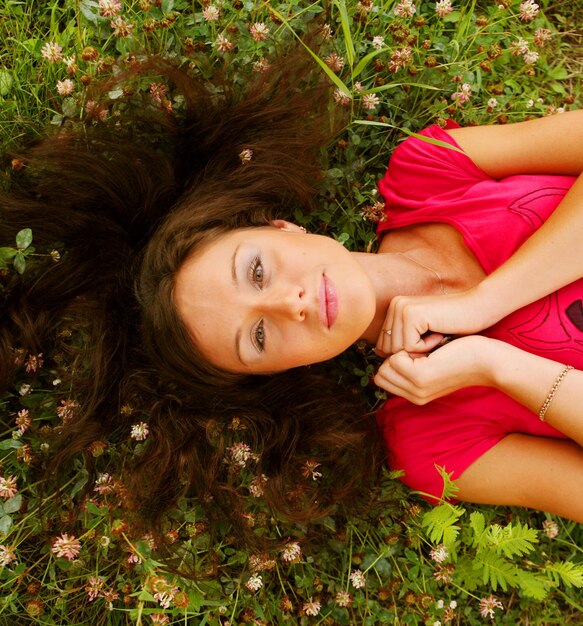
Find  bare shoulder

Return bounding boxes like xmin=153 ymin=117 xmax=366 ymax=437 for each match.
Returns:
xmin=455 ymin=434 xmax=583 ymax=523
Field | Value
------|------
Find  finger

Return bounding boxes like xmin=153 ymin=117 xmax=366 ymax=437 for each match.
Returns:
xmin=374 ymin=358 xmax=412 ymax=396
xmin=375 ymin=327 xmax=393 ymax=356
xmin=376 ymin=298 xmax=399 ymax=354
xmin=404 ymin=331 xmax=445 ymax=354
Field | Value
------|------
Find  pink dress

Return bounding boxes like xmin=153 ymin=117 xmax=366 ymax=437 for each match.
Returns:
xmin=375 ymin=120 xmax=582 ymax=501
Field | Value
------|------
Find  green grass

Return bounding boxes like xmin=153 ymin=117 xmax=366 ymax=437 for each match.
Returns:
xmin=0 ymin=0 xmax=582 ymax=624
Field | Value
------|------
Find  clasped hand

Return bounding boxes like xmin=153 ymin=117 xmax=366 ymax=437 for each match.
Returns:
xmin=374 ymin=291 xmax=495 ymax=404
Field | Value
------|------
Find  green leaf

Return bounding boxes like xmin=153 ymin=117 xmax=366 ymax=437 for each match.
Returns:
xmin=421 ymin=503 xmax=464 ymax=546
xmin=474 ymin=550 xmax=518 ymax=592
xmin=361 ymin=82 xmax=441 ymax=95
xmin=443 ymin=10 xmax=461 ymax=22
xmin=0 ymin=439 xmax=23 ymax=450
xmin=483 ymin=522 xmax=538 ymax=558
xmin=0 ymin=69 xmax=13 ymax=97
xmin=16 ymin=228 xmax=33 ymax=250
xmin=3 ymin=495 xmax=22 ymax=515
xmin=0 ymin=247 xmax=18 ymax=262
xmin=515 ymin=570 xmax=550 ymax=600
xmin=436 ymin=465 xmax=461 ymax=500
xmin=469 ymin=511 xmax=485 ymax=546
xmin=547 ymin=66 xmax=568 ymax=80
xmin=0 ymin=514 xmax=13 ymax=535
xmin=268 ymin=6 xmax=351 ymax=96
xmin=353 ymin=48 xmax=387 ymax=79
xmin=545 ymin=561 xmax=583 ymax=588
xmin=353 ymin=122 xmax=466 ymax=156
xmin=335 ymin=0 xmax=355 ymax=67
xmin=13 ymin=252 xmax=26 ymax=275
xmin=79 ymin=0 xmax=100 ymax=25
xmin=70 ymin=470 xmax=89 ymax=499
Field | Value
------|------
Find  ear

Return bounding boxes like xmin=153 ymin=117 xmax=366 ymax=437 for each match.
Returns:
xmin=270 ymin=219 xmax=307 ymax=233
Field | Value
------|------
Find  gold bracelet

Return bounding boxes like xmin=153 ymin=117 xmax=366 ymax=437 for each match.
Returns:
xmin=539 ymin=365 xmax=574 ymax=422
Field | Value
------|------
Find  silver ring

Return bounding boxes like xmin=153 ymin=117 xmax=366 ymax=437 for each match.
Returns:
xmin=383 ymin=329 xmax=392 ymax=336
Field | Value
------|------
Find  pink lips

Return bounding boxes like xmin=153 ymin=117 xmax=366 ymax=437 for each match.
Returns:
xmin=319 ymin=274 xmax=339 ymax=329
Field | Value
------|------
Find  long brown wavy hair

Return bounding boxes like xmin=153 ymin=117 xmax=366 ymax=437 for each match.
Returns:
xmin=0 ymin=48 xmax=384 ymax=536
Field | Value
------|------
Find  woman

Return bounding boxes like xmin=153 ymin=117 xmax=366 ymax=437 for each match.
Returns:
xmin=1 ymin=53 xmax=581 ymax=529
xmin=155 ymin=107 xmax=583 ymax=523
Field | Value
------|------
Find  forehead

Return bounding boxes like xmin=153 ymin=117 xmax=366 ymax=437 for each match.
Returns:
xmin=172 ymin=227 xmax=274 ymax=371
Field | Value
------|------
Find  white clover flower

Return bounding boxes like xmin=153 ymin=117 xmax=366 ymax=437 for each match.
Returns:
xmin=303 ymin=598 xmax=321 ymax=616
xmin=543 ymin=520 xmax=559 ymax=538
xmin=523 ymin=50 xmax=539 ymax=65
xmin=371 ymin=36 xmax=385 ymax=50
xmin=249 ymin=22 xmax=269 ymax=42
xmin=130 ymin=422 xmax=149 ymax=441
xmin=280 ymin=541 xmax=302 ymax=563
xmin=430 ymin=544 xmax=449 ymax=563
xmin=350 ymin=569 xmax=366 ymax=589
xmin=362 ymin=93 xmax=380 ymax=110
xmin=394 ymin=0 xmax=416 ymax=17
xmin=57 ymin=79 xmax=75 ymax=96
xmin=435 ymin=0 xmax=453 ymax=18
xmin=245 ymin=574 xmax=263 ymax=592
xmin=479 ymin=595 xmax=503 ymax=619
xmin=519 ymin=0 xmax=539 ymax=21
xmin=203 ymin=5 xmax=220 ymax=22
xmin=41 ymin=42 xmax=63 ymax=63
xmin=215 ymin=34 xmax=233 ymax=52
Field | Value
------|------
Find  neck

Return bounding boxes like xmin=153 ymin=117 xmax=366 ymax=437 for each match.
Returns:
xmin=351 ymin=250 xmax=446 ymax=343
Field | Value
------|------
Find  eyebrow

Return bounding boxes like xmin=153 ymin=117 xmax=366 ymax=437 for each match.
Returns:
xmin=231 ymin=245 xmax=246 ymax=366
xmin=231 ymin=244 xmax=240 ymax=285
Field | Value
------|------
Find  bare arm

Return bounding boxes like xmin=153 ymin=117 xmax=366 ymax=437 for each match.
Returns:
xmin=376 ymin=336 xmax=583 ymax=442
xmin=456 ymin=434 xmax=583 ymax=523
xmin=379 ymin=110 xmax=583 ymax=355
xmin=374 ymin=336 xmax=583 ymax=522
xmin=448 ymin=110 xmax=583 ymax=328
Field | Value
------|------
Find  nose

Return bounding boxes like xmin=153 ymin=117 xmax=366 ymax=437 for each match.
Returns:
xmin=259 ymin=286 xmax=305 ymax=321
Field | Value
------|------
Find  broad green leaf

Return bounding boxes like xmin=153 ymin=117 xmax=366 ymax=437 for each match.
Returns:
xmin=0 ymin=69 xmax=12 ymax=96
xmin=13 ymin=252 xmax=26 ymax=275
xmin=0 ymin=439 xmax=22 ymax=450
xmin=3 ymin=495 xmax=22 ymax=514
xmin=0 ymin=514 xmax=13 ymax=535
xmin=0 ymin=248 xmax=18 ymax=261
xmin=16 ymin=228 xmax=33 ymax=250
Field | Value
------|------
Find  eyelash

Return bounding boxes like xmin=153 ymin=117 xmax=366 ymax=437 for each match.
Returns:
xmin=252 ymin=320 xmax=265 ymax=353
xmin=248 ymin=255 xmax=264 ymax=288
xmin=249 ymin=256 xmax=265 ymax=352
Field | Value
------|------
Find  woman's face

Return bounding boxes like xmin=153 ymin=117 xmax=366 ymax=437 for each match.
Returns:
xmin=173 ymin=222 xmax=376 ymax=374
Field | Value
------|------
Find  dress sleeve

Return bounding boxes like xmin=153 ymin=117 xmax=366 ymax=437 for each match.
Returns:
xmin=378 ymin=120 xmax=491 ymax=210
